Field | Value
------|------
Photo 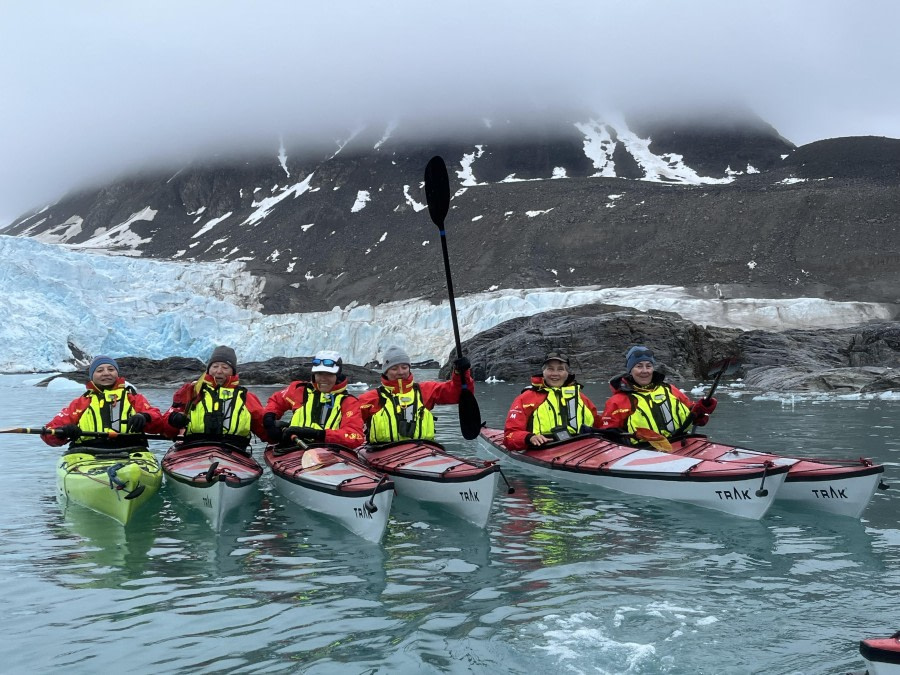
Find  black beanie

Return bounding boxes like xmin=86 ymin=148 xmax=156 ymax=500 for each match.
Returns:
xmin=207 ymin=345 xmax=238 ymax=373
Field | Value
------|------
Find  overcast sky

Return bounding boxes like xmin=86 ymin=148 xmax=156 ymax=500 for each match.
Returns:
xmin=2 ymin=1 xmax=899 ymax=224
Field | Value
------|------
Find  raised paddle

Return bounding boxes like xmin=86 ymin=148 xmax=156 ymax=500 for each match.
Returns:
xmin=423 ymin=155 xmax=483 ymax=440
xmin=672 ymin=356 xmax=740 ymax=437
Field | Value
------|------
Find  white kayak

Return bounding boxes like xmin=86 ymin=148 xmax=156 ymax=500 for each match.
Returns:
xmin=357 ymin=440 xmax=500 ymax=528
xmin=478 ymin=428 xmax=789 ymax=520
xmin=670 ymin=435 xmax=886 ymax=518
xmin=861 ymin=632 xmax=900 ymax=674
xmin=265 ymin=443 xmax=394 ymax=543
xmin=162 ymin=441 xmax=262 ymax=530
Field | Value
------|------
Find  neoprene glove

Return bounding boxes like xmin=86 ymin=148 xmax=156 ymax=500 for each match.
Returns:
xmin=263 ymin=413 xmax=282 ymax=442
xmin=127 ymin=413 xmax=151 ymax=433
xmin=454 ymin=356 xmax=471 ymax=373
xmin=578 ymin=424 xmax=597 ymax=435
xmin=168 ymin=411 xmax=188 ymax=428
xmin=691 ymin=397 xmax=717 ymax=418
xmin=58 ymin=424 xmax=82 ymax=441
xmin=285 ymin=426 xmax=325 ymax=442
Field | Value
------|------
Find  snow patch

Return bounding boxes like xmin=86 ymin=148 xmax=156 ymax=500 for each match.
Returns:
xmin=351 ymin=191 xmax=370 ymax=213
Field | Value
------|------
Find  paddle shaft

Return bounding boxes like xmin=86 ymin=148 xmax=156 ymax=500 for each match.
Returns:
xmin=1 ymin=426 xmax=174 ymax=441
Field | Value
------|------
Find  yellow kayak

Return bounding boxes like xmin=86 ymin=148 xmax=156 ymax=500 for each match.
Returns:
xmin=56 ymin=448 xmax=162 ymax=525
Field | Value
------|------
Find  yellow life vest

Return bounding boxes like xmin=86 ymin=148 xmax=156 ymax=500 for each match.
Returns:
xmin=366 ymin=384 xmax=435 ymax=443
xmin=626 ymin=384 xmax=691 ymax=439
xmin=186 ymin=381 xmax=252 ymax=438
xmin=530 ymin=384 xmax=594 ymax=435
xmin=76 ymin=386 xmax=137 ymax=438
xmin=289 ymin=388 xmax=348 ymax=430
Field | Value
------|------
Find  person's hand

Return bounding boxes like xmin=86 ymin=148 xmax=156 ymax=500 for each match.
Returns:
xmin=168 ymin=411 xmax=188 ymax=428
xmin=263 ymin=413 xmax=282 ymax=442
xmin=454 ymin=356 xmax=471 ymax=374
xmin=578 ymin=424 xmax=597 ymax=436
xmin=691 ymin=397 xmax=717 ymax=418
xmin=527 ymin=433 xmax=550 ymax=447
xmin=57 ymin=424 xmax=82 ymax=441
xmin=285 ymin=427 xmax=325 ymax=442
xmin=127 ymin=413 xmax=150 ymax=433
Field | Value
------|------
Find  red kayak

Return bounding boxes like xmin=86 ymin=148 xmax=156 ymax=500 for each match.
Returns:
xmin=860 ymin=631 xmax=900 ymax=674
xmin=265 ymin=443 xmax=394 ymax=543
xmin=669 ymin=434 xmax=885 ymax=518
xmin=162 ymin=441 xmax=262 ymax=529
xmin=357 ymin=440 xmax=499 ymax=527
xmin=478 ymin=428 xmax=789 ymax=520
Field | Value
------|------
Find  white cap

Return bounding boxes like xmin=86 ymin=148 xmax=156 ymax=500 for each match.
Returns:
xmin=311 ymin=350 xmax=342 ymax=374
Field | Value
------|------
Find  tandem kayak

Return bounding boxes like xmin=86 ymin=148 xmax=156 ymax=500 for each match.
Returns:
xmin=669 ymin=435 xmax=886 ymax=518
xmin=162 ymin=441 xmax=262 ymax=529
xmin=860 ymin=632 xmax=900 ymax=674
xmin=478 ymin=428 xmax=789 ymax=520
xmin=357 ymin=440 xmax=500 ymax=528
xmin=56 ymin=447 xmax=162 ymax=525
xmin=265 ymin=443 xmax=395 ymax=543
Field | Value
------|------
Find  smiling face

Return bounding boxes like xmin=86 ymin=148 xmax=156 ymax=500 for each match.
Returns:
xmin=91 ymin=363 xmax=119 ymax=387
xmin=630 ymin=360 xmax=655 ymax=386
xmin=314 ymin=372 xmax=338 ymax=392
xmin=385 ymin=363 xmax=410 ymax=381
xmin=208 ymin=361 xmax=234 ymax=385
xmin=542 ymin=359 xmax=569 ymax=387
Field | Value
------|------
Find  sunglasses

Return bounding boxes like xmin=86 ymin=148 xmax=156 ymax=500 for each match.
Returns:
xmin=312 ymin=358 xmax=339 ymax=367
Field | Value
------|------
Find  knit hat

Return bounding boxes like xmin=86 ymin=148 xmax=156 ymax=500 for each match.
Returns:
xmin=542 ymin=351 xmax=570 ymax=367
xmin=625 ymin=346 xmax=656 ymax=372
xmin=88 ymin=355 xmax=119 ymax=380
xmin=207 ymin=345 xmax=238 ymax=373
xmin=381 ymin=346 xmax=411 ymax=374
xmin=311 ymin=349 xmax=342 ymax=374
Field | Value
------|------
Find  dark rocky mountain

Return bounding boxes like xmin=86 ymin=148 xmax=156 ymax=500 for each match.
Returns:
xmin=5 ymin=112 xmax=898 ymax=316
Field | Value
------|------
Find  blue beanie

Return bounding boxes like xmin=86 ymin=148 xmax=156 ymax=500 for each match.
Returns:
xmin=89 ymin=355 xmax=119 ymax=380
xmin=625 ymin=346 xmax=656 ymax=372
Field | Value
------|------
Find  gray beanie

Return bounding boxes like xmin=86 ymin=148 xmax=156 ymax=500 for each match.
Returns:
xmin=382 ymin=346 xmax=411 ymax=374
xmin=208 ymin=345 xmax=238 ymax=373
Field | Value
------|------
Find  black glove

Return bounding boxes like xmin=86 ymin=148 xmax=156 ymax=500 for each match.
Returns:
xmin=263 ymin=413 xmax=282 ymax=442
xmin=454 ymin=356 xmax=471 ymax=373
xmin=127 ymin=413 xmax=150 ymax=433
xmin=284 ymin=426 xmax=325 ymax=442
xmin=168 ymin=411 xmax=188 ymax=428
xmin=57 ymin=424 xmax=82 ymax=441
xmin=578 ymin=424 xmax=597 ymax=436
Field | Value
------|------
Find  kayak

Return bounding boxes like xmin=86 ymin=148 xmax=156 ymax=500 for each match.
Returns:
xmin=478 ymin=428 xmax=789 ymax=520
xmin=162 ymin=441 xmax=262 ymax=529
xmin=860 ymin=632 xmax=900 ymax=674
xmin=56 ymin=447 xmax=162 ymax=525
xmin=357 ymin=440 xmax=499 ymax=528
xmin=670 ymin=435 xmax=886 ymax=518
xmin=265 ymin=443 xmax=394 ymax=543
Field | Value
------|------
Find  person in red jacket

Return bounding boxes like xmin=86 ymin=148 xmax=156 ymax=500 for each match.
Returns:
xmin=358 ymin=345 xmax=473 ymax=443
xmin=41 ymin=355 xmax=164 ymax=450
xmin=600 ymin=346 xmax=716 ymax=441
xmin=504 ymin=351 xmax=601 ymax=450
xmin=163 ymin=345 xmax=266 ymax=451
xmin=262 ymin=349 xmax=365 ymax=449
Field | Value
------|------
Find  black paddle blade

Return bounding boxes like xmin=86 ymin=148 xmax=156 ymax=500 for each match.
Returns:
xmin=424 ymin=155 xmax=451 ymax=228
xmin=458 ymin=388 xmax=483 ymax=440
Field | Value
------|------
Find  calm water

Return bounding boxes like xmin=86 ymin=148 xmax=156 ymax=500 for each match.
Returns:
xmin=1 ymin=372 xmax=898 ymax=675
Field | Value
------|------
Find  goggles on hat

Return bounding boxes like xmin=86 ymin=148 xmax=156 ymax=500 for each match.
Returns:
xmin=312 ymin=358 xmax=339 ymax=367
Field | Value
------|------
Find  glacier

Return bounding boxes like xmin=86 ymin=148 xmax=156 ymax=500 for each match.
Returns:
xmin=0 ymin=235 xmax=895 ymax=373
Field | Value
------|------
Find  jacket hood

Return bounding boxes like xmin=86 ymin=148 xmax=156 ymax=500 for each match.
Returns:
xmin=380 ymin=372 xmax=415 ymax=393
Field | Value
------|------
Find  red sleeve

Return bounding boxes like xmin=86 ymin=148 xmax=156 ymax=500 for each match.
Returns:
xmin=128 ymin=392 xmax=165 ymax=434
xmin=42 ymin=395 xmax=88 ymax=447
xmin=243 ymin=391 xmax=267 ymax=440
xmin=600 ymin=392 xmax=634 ymax=430
xmin=670 ymin=385 xmax=694 ymax=407
xmin=357 ymin=388 xmax=380 ymax=425
xmin=263 ymin=385 xmax=294 ymax=419
xmin=323 ymin=395 xmax=365 ymax=449
xmin=503 ymin=391 xmax=537 ymax=451
xmin=419 ymin=369 xmax=476 ymax=409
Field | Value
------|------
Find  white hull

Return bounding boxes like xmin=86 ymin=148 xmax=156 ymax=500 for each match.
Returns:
xmin=273 ymin=474 xmax=393 ymax=543
xmin=391 ymin=470 xmax=499 ymax=528
xmin=167 ymin=474 xmax=259 ymax=530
